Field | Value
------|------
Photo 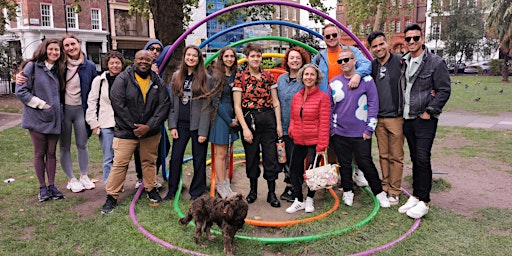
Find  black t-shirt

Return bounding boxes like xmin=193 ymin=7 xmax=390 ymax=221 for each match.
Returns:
xmin=178 ymin=74 xmax=193 ymax=127
xmin=372 ymin=53 xmax=402 ymax=118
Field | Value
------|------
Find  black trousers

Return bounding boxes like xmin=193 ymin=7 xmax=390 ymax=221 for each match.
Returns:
xmin=167 ymin=128 xmax=207 ymax=198
xmin=330 ymin=134 xmax=383 ymax=195
xmin=289 ymin=144 xmax=317 ymax=202
xmin=242 ymin=110 xmax=279 ymax=181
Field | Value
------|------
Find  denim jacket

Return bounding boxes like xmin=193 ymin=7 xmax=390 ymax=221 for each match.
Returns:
xmin=400 ymin=45 xmax=451 ymax=118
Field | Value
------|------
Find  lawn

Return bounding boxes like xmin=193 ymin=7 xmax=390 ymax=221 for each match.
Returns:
xmin=1 ymin=75 xmax=511 ymax=255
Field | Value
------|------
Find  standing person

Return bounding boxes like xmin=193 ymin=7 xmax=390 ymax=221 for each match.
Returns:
xmin=367 ymin=31 xmax=405 ymax=205
xmin=86 ymin=51 xmax=124 ymax=184
xmin=312 ymin=23 xmax=371 ymax=185
xmin=164 ymin=45 xmax=211 ymax=201
xmin=101 ymin=50 xmax=170 ymax=213
xmin=276 ymin=46 xmax=311 ymax=202
xmin=197 ymin=47 xmax=240 ymax=199
xmin=398 ymin=24 xmax=451 ymax=219
xmin=15 ymin=38 xmax=66 ymax=202
xmin=285 ymin=64 xmax=330 ymax=214
xmin=133 ymin=39 xmax=170 ymax=189
xmin=328 ymin=48 xmax=390 ymax=208
xmin=233 ymin=43 xmax=283 ymax=208
xmin=59 ymin=34 xmax=98 ymax=193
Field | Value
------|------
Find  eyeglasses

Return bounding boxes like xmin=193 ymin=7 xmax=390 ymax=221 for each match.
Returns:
xmin=337 ymin=57 xmax=354 ymax=64
xmin=148 ymin=46 xmax=162 ymax=52
xmin=405 ymin=36 xmax=421 ymax=43
xmin=379 ymin=66 xmax=387 ymax=79
xmin=324 ymin=33 xmax=338 ymax=40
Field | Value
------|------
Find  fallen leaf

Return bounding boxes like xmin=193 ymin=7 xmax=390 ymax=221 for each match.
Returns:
xmin=341 ymin=211 xmax=349 ymax=215
xmin=149 ymin=203 xmax=160 ymax=207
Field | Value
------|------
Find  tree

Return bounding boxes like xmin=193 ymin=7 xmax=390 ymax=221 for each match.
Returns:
xmin=343 ymin=0 xmax=409 ymax=35
xmin=487 ymin=0 xmax=512 ymax=82
xmin=291 ymin=32 xmax=322 ymax=51
xmin=0 ymin=0 xmax=17 ymax=35
xmin=443 ymin=0 xmax=483 ymax=63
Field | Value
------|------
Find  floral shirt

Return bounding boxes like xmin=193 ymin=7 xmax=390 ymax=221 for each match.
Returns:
xmin=233 ymin=68 xmax=276 ymax=109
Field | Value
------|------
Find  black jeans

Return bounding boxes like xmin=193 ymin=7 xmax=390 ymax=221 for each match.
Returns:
xmin=403 ymin=117 xmax=438 ymax=203
xmin=167 ymin=128 xmax=207 ymax=198
xmin=330 ymin=135 xmax=383 ymax=195
xmin=242 ymin=110 xmax=279 ymax=181
xmin=290 ymin=144 xmax=317 ymax=202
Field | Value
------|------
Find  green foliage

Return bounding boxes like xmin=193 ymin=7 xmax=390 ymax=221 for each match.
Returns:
xmin=0 ymin=0 xmax=18 ymax=35
xmin=291 ymin=32 xmax=322 ymax=51
xmin=261 ymin=58 xmax=277 ymax=69
xmin=444 ymin=1 xmax=485 ymax=61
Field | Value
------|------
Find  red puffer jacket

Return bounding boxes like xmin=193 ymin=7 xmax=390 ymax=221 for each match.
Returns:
xmin=288 ymin=86 xmax=330 ymax=152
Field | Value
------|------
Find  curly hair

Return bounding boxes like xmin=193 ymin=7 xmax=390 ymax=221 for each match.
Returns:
xmin=102 ymin=50 xmax=124 ymax=67
xmin=281 ymin=46 xmax=311 ymax=72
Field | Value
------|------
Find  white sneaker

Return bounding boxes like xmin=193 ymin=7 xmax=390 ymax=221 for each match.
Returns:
xmin=398 ymin=196 xmax=420 ymax=213
xmin=406 ymin=201 xmax=429 ymax=219
xmin=342 ymin=191 xmax=354 ymax=206
xmin=80 ymin=176 xmax=96 ymax=190
xmin=353 ymin=168 xmax=369 ymax=187
xmin=305 ymin=197 xmax=315 ymax=213
xmin=286 ymin=199 xmax=305 ymax=213
xmin=135 ymin=179 xmax=143 ymax=189
xmin=66 ymin=177 xmax=85 ymax=193
xmin=376 ymin=191 xmax=390 ymax=208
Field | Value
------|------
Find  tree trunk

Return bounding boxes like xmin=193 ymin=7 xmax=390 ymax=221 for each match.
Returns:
xmin=149 ymin=0 xmax=185 ymax=84
xmin=502 ymin=53 xmax=510 ymax=82
xmin=373 ymin=4 xmax=383 ymax=31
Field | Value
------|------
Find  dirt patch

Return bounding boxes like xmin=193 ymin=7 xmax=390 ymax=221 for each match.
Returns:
xmin=0 ymin=94 xmax=23 ymax=113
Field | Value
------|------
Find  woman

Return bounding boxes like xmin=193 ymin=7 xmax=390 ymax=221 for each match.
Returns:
xmin=164 ymin=45 xmax=211 ymax=201
xmin=276 ymin=46 xmax=311 ymax=202
xmin=60 ymin=34 xmax=98 ymax=192
xmin=15 ymin=38 xmax=66 ymax=202
xmin=199 ymin=46 xmax=240 ymax=198
xmin=85 ymin=51 xmax=124 ymax=184
xmin=233 ymin=43 xmax=283 ymax=208
xmin=285 ymin=64 xmax=330 ymax=213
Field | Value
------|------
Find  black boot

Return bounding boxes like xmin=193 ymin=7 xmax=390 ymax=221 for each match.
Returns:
xmin=246 ymin=178 xmax=258 ymax=204
xmin=267 ymin=180 xmax=281 ymax=208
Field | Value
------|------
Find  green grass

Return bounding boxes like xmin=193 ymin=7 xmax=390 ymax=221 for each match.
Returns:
xmin=1 ymin=126 xmax=511 ymax=255
xmin=443 ymin=75 xmax=512 ymax=115
xmin=1 ymin=75 xmax=512 ymax=255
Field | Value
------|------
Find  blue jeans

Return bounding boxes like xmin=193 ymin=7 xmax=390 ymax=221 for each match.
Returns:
xmin=403 ymin=117 xmax=438 ymax=203
xmin=99 ymin=128 xmax=114 ymax=184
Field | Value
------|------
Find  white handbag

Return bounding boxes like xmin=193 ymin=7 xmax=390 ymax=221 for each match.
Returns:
xmin=304 ymin=153 xmax=340 ymax=191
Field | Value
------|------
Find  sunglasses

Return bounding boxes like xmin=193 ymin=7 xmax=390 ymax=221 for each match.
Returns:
xmin=405 ymin=36 xmax=421 ymax=42
xmin=337 ymin=57 xmax=354 ymax=64
xmin=379 ymin=66 xmax=387 ymax=79
xmin=324 ymin=33 xmax=338 ymax=40
xmin=148 ymin=46 xmax=162 ymax=52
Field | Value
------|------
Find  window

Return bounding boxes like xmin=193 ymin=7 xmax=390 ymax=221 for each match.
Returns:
xmin=276 ymin=26 xmax=281 ymax=36
xmin=66 ymin=6 xmax=78 ymax=29
xmin=284 ymin=28 xmax=289 ymax=38
xmin=432 ymin=23 xmax=440 ymax=39
xmin=407 ymin=0 xmax=413 ymax=4
xmin=406 ymin=19 xmax=412 ymax=26
xmin=41 ymin=4 xmax=53 ymax=27
xmin=391 ymin=0 xmax=396 ymax=7
xmin=114 ymin=9 xmax=149 ymax=37
xmin=276 ymin=6 xmax=281 ymax=19
xmin=396 ymin=21 xmax=401 ymax=33
xmin=284 ymin=8 xmax=289 ymax=20
xmin=91 ymin=9 xmax=101 ymax=30
xmin=292 ymin=9 xmax=296 ymax=21
xmin=389 ymin=21 xmax=395 ymax=33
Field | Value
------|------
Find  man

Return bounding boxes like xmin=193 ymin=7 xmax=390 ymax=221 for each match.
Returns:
xmin=133 ymin=39 xmax=171 ymax=190
xmin=312 ymin=23 xmax=372 ymax=185
xmin=102 ymin=50 xmax=170 ymax=214
xmin=328 ymin=48 xmax=390 ymax=208
xmin=398 ymin=24 xmax=451 ymax=219
xmin=367 ymin=31 xmax=405 ymax=206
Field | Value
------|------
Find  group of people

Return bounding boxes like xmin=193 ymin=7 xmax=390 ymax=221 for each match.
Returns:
xmin=16 ymin=21 xmax=450 ymax=220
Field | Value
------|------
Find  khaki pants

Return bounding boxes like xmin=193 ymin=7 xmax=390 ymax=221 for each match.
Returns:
xmin=106 ymin=134 xmax=161 ymax=199
xmin=375 ymin=117 xmax=404 ymax=196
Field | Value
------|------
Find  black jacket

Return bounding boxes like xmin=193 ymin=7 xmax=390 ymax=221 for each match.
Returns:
xmin=400 ymin=46 xmax=451 ymax=118
xmin=110 ymin=65 xmax=170 ymax=139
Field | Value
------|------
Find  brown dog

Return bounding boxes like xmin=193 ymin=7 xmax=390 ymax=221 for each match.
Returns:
xmin=179 ymin=193 xmax=248 ymax=256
